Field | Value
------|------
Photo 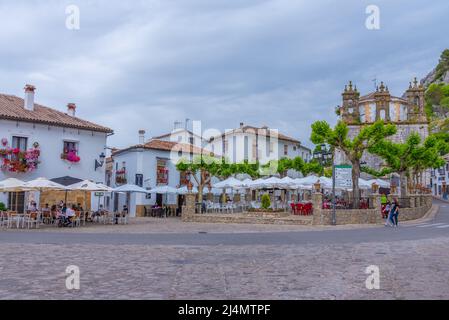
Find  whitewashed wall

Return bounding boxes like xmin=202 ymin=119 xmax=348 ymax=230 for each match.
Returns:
xmin=0 ymin=119 xmax=109 ymax=209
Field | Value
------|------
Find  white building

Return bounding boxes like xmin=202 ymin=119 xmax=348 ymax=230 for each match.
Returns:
xmin=0 ymin=84 xmax=113 ymax=212
xmin=152 ymin=120 xmax=205 ymax=146
xmin=109 ymin=130 xmax=211 ymax=217
xmin=207 ymin=122 xmax=311 ymax=164
xmin=430 ymin=154 xmax=449 ymax=198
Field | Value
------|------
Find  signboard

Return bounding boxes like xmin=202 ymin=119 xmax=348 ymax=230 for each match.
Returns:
xmin=94 ymin=192 xmax=104 ymax=196
xmin=335 ymin=165 xmax=352 ymax=189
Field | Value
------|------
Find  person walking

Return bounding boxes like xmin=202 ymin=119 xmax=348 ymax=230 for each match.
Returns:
xmin=384 ymin=201 xmax=394 ymax=227
xmin=391 ymin=199 xmax=400 ymax=228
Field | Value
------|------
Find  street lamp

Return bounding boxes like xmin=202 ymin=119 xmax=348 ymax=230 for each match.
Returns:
xmin=313 ymin=144 xmax=338 ymax=225
xmin=313 ymin=144 xmax=332 ymax=166
xmin=94 ymin=152 xmax=106 ymax=171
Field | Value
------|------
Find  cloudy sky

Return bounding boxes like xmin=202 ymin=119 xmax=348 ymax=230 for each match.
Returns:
xmin=0 ymin=0 xmax=448 ymax=149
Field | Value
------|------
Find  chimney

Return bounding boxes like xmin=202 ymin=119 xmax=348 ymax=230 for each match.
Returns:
xmin=240 ymin=122 xmax=244 ymax=128
xmin=138 ymin=130 xmax=146 ymax=144
xmin=24 ymin=84 xmax=36 ymax=111
xmin=67 ymin=103 xmax=76 ymax=116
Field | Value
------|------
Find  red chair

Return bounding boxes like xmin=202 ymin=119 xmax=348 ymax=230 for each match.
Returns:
xmin=295 ymin=203 xmax=303 ymax=215
xmin=290 ymin=203 xmax=296 ymax=215
xmin=304 ymin=203 xmax=313 ymax=215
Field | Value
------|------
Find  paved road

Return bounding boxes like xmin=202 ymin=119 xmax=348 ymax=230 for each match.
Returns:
xmin=1 ymin=200 xmax=449 ymax=299
xmin=1 ymin=200 xmax=448 ymax=246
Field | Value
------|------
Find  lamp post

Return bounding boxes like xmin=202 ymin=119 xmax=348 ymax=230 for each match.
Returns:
xmin=94 ymin=152 xmax=106 ymax=171
xmin=313 ymin=144 xmax=336 ymax=224
xmin=312 ymin=144 xmax=332 ymax=167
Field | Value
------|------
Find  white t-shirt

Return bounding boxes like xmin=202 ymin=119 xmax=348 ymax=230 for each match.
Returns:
xmin=66 ymin=208 xmax=75 ymax=217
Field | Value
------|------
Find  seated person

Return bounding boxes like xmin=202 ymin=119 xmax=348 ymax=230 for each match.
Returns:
xmin=27 ymin=201 xmax=37 ymax=212
xmin=115 ymin=205 xmax=128 ymax=224
xmin=64 ymin=205 xmax=76 ymax=226
xmin=91 ymin=205 xmax=105 ymax=220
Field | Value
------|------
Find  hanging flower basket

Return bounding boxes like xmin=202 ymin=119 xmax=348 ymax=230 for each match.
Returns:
xmin=61 ymin=150 xmax=80 ymax=163
xmin=0 ymin=146 xmax=40 ymax=173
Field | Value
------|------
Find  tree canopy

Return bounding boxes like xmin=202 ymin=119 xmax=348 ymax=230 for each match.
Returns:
xmin=311 ymin=120 xmax=397 ymax=207
xmin=368 ymin=132 xmax=449 ymax=195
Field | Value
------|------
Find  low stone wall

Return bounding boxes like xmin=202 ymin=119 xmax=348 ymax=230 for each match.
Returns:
xmin=312 ymin=195 xmax=432 ymax=225
xmin=182 ymin=213 xmax=312 ymax=225
xmin=400 ymin=203 xmax=432 ymax=221
xmin=312 ymin=208 xmax=382 ymax=225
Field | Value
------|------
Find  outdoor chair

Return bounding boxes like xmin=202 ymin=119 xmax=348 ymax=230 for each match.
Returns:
xmin=304 ymin=203 xmax=313 ymax=215
xmin=7 ymin=211 xmax=22 ymax=229
xmin=0 ymin=211 xmax=8 ymax=227
xmin=42 ymin=211 xmax=52 ymax=225
xmin=72 ymin=211 xmax=82 ymax=227
xmin=290 ymin=203 xmax=296 ymax=214
xmin=295 ymin=203 xmax=303 ymax=215
xmin=23 ymin=212 xmax=40 ymax=229
xmin=118 ymin=212 xmax=129 ymax=224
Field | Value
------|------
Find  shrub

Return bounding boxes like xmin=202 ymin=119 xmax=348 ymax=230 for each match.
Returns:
xmin=441 ymin=84 xmax=449 ymax=97
xmin=441 ymin=97 xmax=449 ymax=109
xmin=0 ymin=202 xmax=6 ymax=211
xmin=261 ymin=194 xmax=271 ymax=210
xmin=426 ymin=83 xmax=443 ymax=105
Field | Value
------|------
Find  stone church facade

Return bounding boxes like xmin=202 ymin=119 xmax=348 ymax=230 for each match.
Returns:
xmin=334 ymin=78 xmax=430 ymax=187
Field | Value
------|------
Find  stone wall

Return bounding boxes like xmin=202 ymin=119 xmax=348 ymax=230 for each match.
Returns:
xmin=312 ymin=193 xmax=432 ymax=225
xmin=183 ymin=213 xmax=312 ymax=225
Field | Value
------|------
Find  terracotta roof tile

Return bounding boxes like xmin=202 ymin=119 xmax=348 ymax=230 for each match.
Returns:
xmin=0 ymin=93 xmax=113 ymax=133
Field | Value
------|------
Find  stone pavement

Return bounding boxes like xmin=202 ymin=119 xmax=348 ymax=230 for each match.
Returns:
xmin=1 ymin=237 xmax=449 ymax=299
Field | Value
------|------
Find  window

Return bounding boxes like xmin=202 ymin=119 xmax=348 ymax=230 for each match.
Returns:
xmin=293 ymin=146 xmax=297 ymax=151
xmin=284 ymin=144 xmax=288 ymax=156
xmin=135 ymin=174 xmax=143 ymax=187
xmin=177 ymin=136 xmax=182 ymax=142
xmin=12 ymin=136 xmax=27 ymax=151
xmin=189 ymin=137 xmax=194 ymax=145
xmin=63 ymin=141 xmax=78 ymax=155
xmin=156 ymin=158 xmax=169 ymax=185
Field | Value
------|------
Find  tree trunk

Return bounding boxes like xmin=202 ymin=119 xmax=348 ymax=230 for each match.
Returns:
xmin=351 ymin=160 xmax=360 ymax=209
xmin=399 ymin=171 xmax=407 ymax=196
xmin=198 ymin=184 xmax=203 ymax=204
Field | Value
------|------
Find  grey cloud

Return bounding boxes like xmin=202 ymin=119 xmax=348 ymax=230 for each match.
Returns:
xmin=0 ymin=0 xmax=448 ymax=149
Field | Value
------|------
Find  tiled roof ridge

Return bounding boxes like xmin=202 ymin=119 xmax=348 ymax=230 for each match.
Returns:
xmin=0 ymin=93 xmax=113 ymax=133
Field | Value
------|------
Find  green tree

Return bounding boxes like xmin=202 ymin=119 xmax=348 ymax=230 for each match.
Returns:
xmin=369 ymin=133 xmax=449 ymax=195
xmin=311 ymin=120 xmax=397 ymax=208
xmin=261 ymin=156 xmax=323 ymax=177
xmin=176 ymin=156 xmax=261 ymax=204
